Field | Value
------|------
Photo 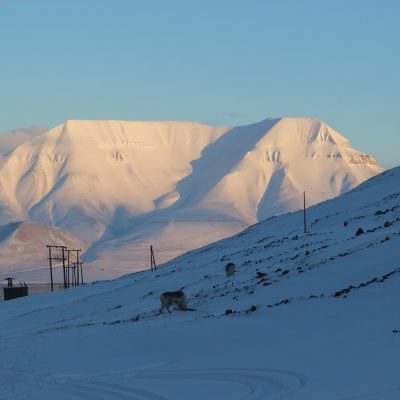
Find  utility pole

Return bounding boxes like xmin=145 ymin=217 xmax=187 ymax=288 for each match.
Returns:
xmin=79 ymin=259 xmax=84 ymax=285
xmin=47 ymin=245 xmax=54 ymax=292
xmin=150 ymin=245 xmax=157 ymax=271
xmin=62 ymin=246 xmax=67 ymax=289
xmin=67 ymin=249 xmax=82 ymax=286
xmin=67 ymin=249 xmax=81 ymax=287
xmin=71 ymin=264 xmax=76 ymax=287
xmin=46 ymin=245 xmax=67 ymax=291
xmin=303 ymin=191 xmax=307 ymax=234
xmin=67 ymin=249 xmax=70 ymax=288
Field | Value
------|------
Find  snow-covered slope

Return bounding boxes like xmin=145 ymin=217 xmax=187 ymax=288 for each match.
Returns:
xmin=0 ymin=166 xmax=399 ymax=400
xmin=0 ymin=118 xmax=382 ymax=280
xmin=0 ymin=221 xmax=84 ymax=280
xmin=0 ymin=125 xmax=46 ymax=161
xmin=0 ymin=120 xmax=228 ymax=240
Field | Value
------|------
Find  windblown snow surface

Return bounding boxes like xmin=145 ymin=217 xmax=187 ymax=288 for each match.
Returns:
xmin=1 ymin=166 xmax=399 ymax=399
xmin=0 ymin=118 xmax=382 ymax=281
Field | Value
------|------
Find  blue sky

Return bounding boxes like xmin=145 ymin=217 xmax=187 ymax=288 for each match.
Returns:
xmin=0 ymin=0 xmax=399 ymax=166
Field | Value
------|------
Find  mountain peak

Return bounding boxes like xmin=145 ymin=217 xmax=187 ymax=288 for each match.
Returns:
xmin=0 ymin=117 xmax=383 ymax=280
xmin=262 ymin=118 xmax=349 ymax=146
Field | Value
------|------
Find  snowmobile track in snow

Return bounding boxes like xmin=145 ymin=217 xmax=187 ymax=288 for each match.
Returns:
xmin=62 ymin=368 xmax=306 ymax=400
xmin=0 ymin=367 xmax=306 ymax=399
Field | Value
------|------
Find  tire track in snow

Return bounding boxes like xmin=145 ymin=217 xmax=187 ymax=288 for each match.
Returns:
xmin=0 ymin=367 xmax=166 ymax=400
xmin=335 ymin=385 xmax=400 ymax=400
xmin=0 ymin=367 xmax=306 ymax=399
xmin=72 ymin=382 xmax=168 ymax=400
xmin=72 ymin=368 xmax=306 ymax=400
xmin=57 ymin=381 xmax=168 ymax=400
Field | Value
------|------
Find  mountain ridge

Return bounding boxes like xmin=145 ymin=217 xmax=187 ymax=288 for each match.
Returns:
xmin=0 ymin=117 xmax=383 ymax=280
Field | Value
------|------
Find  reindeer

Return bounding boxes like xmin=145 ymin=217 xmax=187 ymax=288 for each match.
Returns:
xmin=225 ymin=262 xmax=236 ymax=277
xmin=160 ymin=290 xmax=188 ymax=314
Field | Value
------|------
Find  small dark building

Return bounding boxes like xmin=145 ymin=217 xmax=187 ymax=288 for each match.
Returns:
xmin=3 ymin=278 xmax=29 ymax=301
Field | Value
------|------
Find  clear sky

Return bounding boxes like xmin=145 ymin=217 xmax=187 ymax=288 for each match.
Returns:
xmin=0 ymin=0 xmax=399 ymax=167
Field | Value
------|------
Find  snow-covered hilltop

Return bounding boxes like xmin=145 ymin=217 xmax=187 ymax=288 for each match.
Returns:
xmin=0 ymin=117 xmax=382 ymax=280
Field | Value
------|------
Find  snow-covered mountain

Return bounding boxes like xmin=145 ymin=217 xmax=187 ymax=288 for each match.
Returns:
xmin=0 ymin=221 xmax=84 ymax=279
xmin=0 ymin=117 xmax=382 ymax=280
xmin=0 ymin=166 xmax=399 ymax=399
xmin=0 ymin=125 xmax=46 ymax=160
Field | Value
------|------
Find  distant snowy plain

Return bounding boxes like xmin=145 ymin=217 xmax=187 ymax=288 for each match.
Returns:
xmin=1 ymin=166 xmax=399 ymax=399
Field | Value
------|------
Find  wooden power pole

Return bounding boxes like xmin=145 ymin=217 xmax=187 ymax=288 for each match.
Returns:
xmin=150 ymin=245 xmax=157 ymax=271
xmin=46 ymin=245 xmax=67 ymax=291
xmin=47 ymin=245 xmax=54 ymax=292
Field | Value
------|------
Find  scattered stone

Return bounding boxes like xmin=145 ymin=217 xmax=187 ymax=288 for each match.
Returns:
xmin=225 ymin=309 xmax=233 ymax=315
xmin=375 ymin=209 xmax=389 ymax=215
xmin=355 ymin=228 xmax=364 ymax=236
xmin=281 ymin=270 xmax=289 ymax=275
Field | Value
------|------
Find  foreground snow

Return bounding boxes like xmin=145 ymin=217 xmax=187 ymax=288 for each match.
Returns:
xmin=0 ymin=167 xmax=399 ymax=399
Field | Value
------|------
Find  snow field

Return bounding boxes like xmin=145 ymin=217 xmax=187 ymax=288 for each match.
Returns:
xmin=0 ymin=167 xmax=399 ymax=399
